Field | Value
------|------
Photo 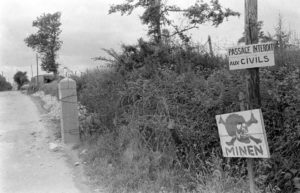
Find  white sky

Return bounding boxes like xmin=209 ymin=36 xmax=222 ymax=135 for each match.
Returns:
xmin=0 ymin=0 xmax=299 ymax=82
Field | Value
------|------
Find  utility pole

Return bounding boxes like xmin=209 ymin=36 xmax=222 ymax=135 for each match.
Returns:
xmin=245 ymin=0 xmax=259 ymax=192
xmin=31 ymin=65 xmax=33 ymax=79
xmin=208 ymin=35 xmax=214 ymax=57
xmin=36 ymin=54 xmax=39 ymax=87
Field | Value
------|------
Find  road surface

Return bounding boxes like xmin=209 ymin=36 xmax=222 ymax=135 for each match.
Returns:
xmin=0 ymin=91 xmax=86 ymax=193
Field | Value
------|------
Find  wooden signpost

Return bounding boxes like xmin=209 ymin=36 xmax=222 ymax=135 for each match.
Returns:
xmin=216 ymin=0 xmax=274 ymax=192
xmin=244 ymin=1 xmax=260 ymax=191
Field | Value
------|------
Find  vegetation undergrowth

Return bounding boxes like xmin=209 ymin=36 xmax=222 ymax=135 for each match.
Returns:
xmin=71 ymin=8 xmax=300 ymax=192
xmin=0 ymin=74 xmax=12 ymax=91
xmin=73 ymin=35 xmax=300 ymax=193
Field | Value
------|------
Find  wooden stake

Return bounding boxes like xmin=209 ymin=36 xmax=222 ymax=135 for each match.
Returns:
xmin=245 ymin=0 xmax=259 ymax=192
xmin=239 ymin=91 xmax=255 ymax=193
xmin=36 ymin=54 xmax=39 ymax=87
xmin=208 ymin=35 xmax=214 ymax=57
xmin=154 ymin=0 xmax=162 ymax=44
xmin=247 ymin=158 xmax=255 ymax=192
xmin=31 ymin=65 xmax=33 ymax=79
xmin=245 ymin=0 xmax=260 ymax=108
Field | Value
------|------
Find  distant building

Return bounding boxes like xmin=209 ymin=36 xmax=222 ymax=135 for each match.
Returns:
xmin=30 ymin=74 xmax=56 ymax=86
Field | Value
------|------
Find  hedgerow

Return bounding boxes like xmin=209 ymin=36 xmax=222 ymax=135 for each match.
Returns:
xmin=0 ymin=75 xmax=12 ymax=91
xmin=75 ymin=39 xmax=300 ymax=193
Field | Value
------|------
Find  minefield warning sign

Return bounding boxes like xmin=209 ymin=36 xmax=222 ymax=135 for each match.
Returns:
xmin=215 ymin=109 xmax=270 ymax=158
xmin=228 ymin=42 xmax=275 ymax=70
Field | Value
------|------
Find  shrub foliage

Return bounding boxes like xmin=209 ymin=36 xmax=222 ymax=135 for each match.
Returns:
xmin=0 ymin=75 xmax=12 ymax=91
xmin=13 ymin=71 xmax=29 ymax=90
xmin=76 ymin=36 xmax=300 ymax=192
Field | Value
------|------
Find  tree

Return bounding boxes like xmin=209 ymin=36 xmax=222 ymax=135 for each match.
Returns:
xmin=238 ymin=15 xmax=292 ymax=46
xmin=0 ymin=75 xmax=12 ymax=91
xmin=109 ymin=0 xmax=240 ymax=44
xmin=13 ymin=71 xmax=29 ymax=90
xmin=25 ymin=12 xmax=62 ymax=76
xmin=275 ymin=14 xmax=291 ymax=50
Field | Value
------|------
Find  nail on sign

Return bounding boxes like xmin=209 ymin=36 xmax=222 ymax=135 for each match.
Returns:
xmin=228 ymin=42 xmax=275 ymax=70
xmin=215 ymin=109 xmax=270 ymax=158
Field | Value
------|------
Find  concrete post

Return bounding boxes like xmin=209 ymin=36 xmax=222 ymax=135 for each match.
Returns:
xmin=58 ymin=78 xmax=79 ymax=144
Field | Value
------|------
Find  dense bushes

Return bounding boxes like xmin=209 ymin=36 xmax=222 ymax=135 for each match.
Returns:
xmin=0 ymin=75 xmax=12 ymax=91
xmin=13 ymin=71 xmax=29 ymax=90
xmin=95 ymin=38 xmax=225 ymax=77
xmin=75 ymin=38 xmax=300 ymax=193
xmin=258 ymin=49 xmax=300 ymax=192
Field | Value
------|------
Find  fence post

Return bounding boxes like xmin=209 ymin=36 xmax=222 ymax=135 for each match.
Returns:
xmin=58 ymin=78 xmax=79 ymax=144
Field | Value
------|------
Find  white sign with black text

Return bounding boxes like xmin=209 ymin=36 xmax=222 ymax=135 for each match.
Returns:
xmin=228 ymin=42 xmax=275 ymax=70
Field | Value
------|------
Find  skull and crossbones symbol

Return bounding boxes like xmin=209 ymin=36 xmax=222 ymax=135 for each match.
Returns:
xmin=219 ymin=113 xmax=262 ymax=146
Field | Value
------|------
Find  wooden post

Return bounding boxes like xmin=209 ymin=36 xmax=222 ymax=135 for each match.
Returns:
xmin=247 ymin=158 xmax=255 ymax=192
xmin=154 ymin=0 xmax=162 ymax=44
xmin=36 ymin=54 xmax=39 ymax=87
xmin=208 ymin=35 xmax=214 ymax=57
xmin=245 ymin=0 xmax=260 ymax=108
xmin=239 ymin=92 xmax=255 ymax=192
xmin=245 ymin=0 xmax=259 ymax=192
xmin=31 ymin=65 xmax=33 ymax=79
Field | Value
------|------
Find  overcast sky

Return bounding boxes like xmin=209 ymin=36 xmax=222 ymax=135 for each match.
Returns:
xmin=0 ymin=0 xmax=299 ymax=82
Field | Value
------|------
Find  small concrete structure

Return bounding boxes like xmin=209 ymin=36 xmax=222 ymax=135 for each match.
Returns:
xmin=31 ymin=75 xmax=45 ymax=87
xmin=58 ymin=78 xmax=79 ymax=144
xmin=30 ymin=74 xmax=56 ymax=87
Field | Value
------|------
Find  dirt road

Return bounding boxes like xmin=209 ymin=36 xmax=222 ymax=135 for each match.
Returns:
xmin=0 ymin=91 xmax=86 ymax=193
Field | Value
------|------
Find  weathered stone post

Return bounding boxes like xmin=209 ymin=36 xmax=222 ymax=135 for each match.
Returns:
xmin=58 ymin=78 xmax=79 ymax=144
